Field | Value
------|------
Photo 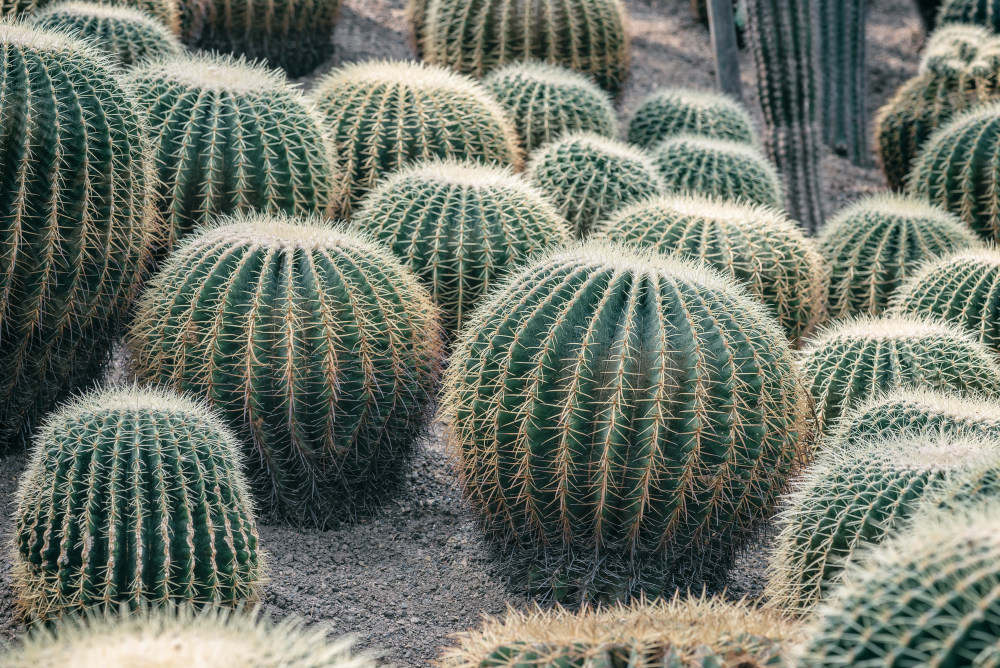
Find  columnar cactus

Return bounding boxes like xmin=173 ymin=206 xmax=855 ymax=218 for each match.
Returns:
xmin=591 ymin=194 xmax=827 ymax=345
xmin=527 ymin=133 xmax=664 ymax=238
xmin=421 ymin=0 xmax=631 ymax=95
xmin=799 ymin=316 xmax=1000 ymax=436
xmin=818 ymin=195 xmax=980 ymax=319
xmin=353 ymin=160 xmax=572 ymax=333
xmin=125 ymin=53 xmax=342 ymax=259
xmin=441 ymin=242 xmax=809 ymax=602
xmin=939 ymin=0 xmax=1000 ymax=31
xmin=819 ymin=0 xmax=869 ymax=166
xmin=406 ymin=0 xmax=428 ymax=55
xmin=1 ymin=0 xmax=179 ymax=31
xmin=0 ymin=23 xmax=153 ymax=451
xmin=651 ymin=134 xmax=783 ymax=209
xmin=129 ymin=213 xmax=444 ymax=528
xmin=313 ymin=61 xmax=521 ymax=212
xmin=626 ymin=88 xmax=757 ymax=149
xmin=483 ymin=62 xmax=617 ymax=153
xmin=13 ymin=386 xmax=262 ymax=621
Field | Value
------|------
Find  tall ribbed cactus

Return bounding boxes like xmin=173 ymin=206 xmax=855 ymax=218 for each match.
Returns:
xmin=1 ymin=0 xmax=179 ymax=31
xmin=591 ymin=194 xmax=827 ymax=345
xmin=406 ymin=0 xmax=428 ymax=55
xmin=939 ymin=0 xmax=1000 ymax=31
xmin=819 ymin=0 xmax=869 ymax=166
xmin=0 ymin=23 xmax=153 ymax=452
xmin=129 ymin=213 xmax=444 ymax=528
xmin=442 ymin=242 xmax=809 ymax=602
xmin=627 ymin=88 xmax=757 ymax=149
xmin=915 ymin=0 xmax=943 ymax=30
xmin=13 ymin=387 xmax=262 ymax=621
xmin=745 ymin=0 xmax=824 ymax=233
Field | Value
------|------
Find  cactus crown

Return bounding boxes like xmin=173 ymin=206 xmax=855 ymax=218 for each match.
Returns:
xmin=627 ymin=87 xmax=757 ymax=149
xmin=920 ymin=23 xmax=993 ymax=74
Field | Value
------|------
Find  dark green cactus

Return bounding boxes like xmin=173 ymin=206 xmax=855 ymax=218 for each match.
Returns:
xmin=2 ymin=0 xmax=179 ymax=32
xmin=483 ymin=62 xmax=617 ymax=153
xmin=313 ymin=60 xmax=522 ymax=213
xmin=915 ymin=0 xmax=943 ymax=30
xmin=441 ymin=242 xmax=809 ymax=603
xmin=627 ymin=88 xmax=757 ymax=150
xmin=128 ymin=212 xmax=444 ymax=529
xmin=939 ymin=0 xmax=1000 ymax=31
xmin=591 ymin=193 xmax=827 ymax=345
xmin=13 ymin=386 xmax=262 ymax=621
xmin=920 ymin=24 xmax=993 ymax=72
xmin=819 ymin=0 xmax=869 ymax=166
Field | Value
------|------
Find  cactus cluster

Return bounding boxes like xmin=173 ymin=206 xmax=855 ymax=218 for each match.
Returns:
xmin=938 ymin=0 xmax=1000 ymax=31
xmin=592 ymin=194 xmax=827 ymax=345
xmin=442 ymin=243 xmax=809 ymax=602
xmin=819 ymin=0 xmax=869 ymax=165
xmin=626 ymin=88 xmax=756 ymax=149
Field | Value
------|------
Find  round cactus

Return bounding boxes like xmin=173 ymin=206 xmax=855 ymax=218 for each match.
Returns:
xmin=651 ymin=134 xmax=783 ymax=209
xmin=29 ymin=2 xmax=182 ymax=66
xmin=919 ymin=24 xmax=993 ymax=74
xmin=13 ymin=386 xmax=262 ymax=621
xmin=591 ymin=194 xmax=827 ymax=345
xmin=627 ymin=88 xmax=757 ymax=149
xmin=125 ymin=53 xmax=342 ymax=259
xmin=441 ymin=242 xmax=809 ymax=602
xmin=799 ymin=316 xmax=1000 ymax=436
xmin=2 ymin=0 xmax=179 ymax=29
xmin=352 ymin=160 xmax=572 ymax=333
xmin=0 ymin=23 xmax=153 ymax=451
xmin=483 ymin=62 xmax=617 ymax=153
xmin=527 ymin=133 xmax=664 ymax=238
xmin=421 ymin=0 xmax=630 ymax=95
xmin=129 ymin=212 xmax=444 ymax=529
xmin=939 ymin=0 xmax=1000 ymax=32
xmin=312 ymin=60 xmax=522 ymax=213
xmin=818 ymin=194 xmax=980 ymax=320
xmin=439 ymin=595 xmax=800 ymax=667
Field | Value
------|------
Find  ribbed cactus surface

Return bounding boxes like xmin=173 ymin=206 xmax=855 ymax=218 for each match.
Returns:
xmin=313 ymin=61 xmax=521 ymax=213
xmin=920 ymin=24 xmax=992 ymax=72
xmin=627 ymin=88 xmax=757 ymax=149
xmin=13 ymin=387 xmax=262 ymax=621
xmin=442 ymin=243 xmax=809 ymax=602
xmin=129 ymin=213 xmax=444 ymax=528
xmin=818 ymin=195 xmax=980 ymax=319
xmin=527 ymin=133 xmax=664 ymax=238
xmin=483 ymin=62 xmax=617 ymax=153
xmin=939 ymin=0 xmax=1000 ymax=31
xmin=819 ymin=0 xmax=869 ymax=166
xmin=592 ymin=194 xmax=827 ymax=345
xmin=2 ymin=0 xmax=179 ymax=28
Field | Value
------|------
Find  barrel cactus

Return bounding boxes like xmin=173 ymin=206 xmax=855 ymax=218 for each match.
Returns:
xmin=799 ymin=316 xmax=1000 ymax=436
xmin=920 ymin=24 xmax=993 ymax=72
xmin=313 ymin=60 xmax=521 ymax=213
xmin=13 ymin=386 xmax=262 ymax=621
xmin=527 ymin=133 xmax=664 ymax=238
xmin=0 ymin=23 xmax=154 ymax=452
xmin=125 ymin=53 xmax=342 ymax=259
xmin=129 ymin=212 xmax=444 ymax=528
xmin=483 ymin=62 xmax=617 ymax=153
xmin=939 ymin=0 xmax=1000 ymax=31
xmin=421 ymin=0 xmax=631 ymax=95
xmin=627 ymin=88 xmax=757 ymax=149
xmin=353 ymin=160 xmax=572 ymax=333
xmin=441 ymin=242 xmax=809 ymax=602
xmin=591 ymin=194 xmax=827 ymax=345
xmin=818 ymin=195 xmax=980 ymax=319
xmin=652 ymin=134 xmax=783 ymax=209
xmin=1 ymin=0 xmax=179 ymax=30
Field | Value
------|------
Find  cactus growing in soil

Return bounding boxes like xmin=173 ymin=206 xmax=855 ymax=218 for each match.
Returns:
xmin=819 ymin=0 xmax=870 ymax=166
xmin=1 ymin=0 xmax=179 ymax=31
xmin=799 ymin=316 xmax=1000 ymax=436
xmin=591 ymin=194 xmax=827 ymax=345
xmin=125 ymin=53 xmax=342 ymax=259
xmin=441 ymin=242 xmax=809 ymax=603
xmin=483 ymin=62 xmax=617 ymax=153
xmin=13 ymin=386 xmax=262 ymax=621
xmin=313 ymin=61 xmax=521 ymax=213
xmin=0 ymin=23 xmax=153 ymax=452
xmin=627 ymin=88 xmax=757 ymax=150
xmin=818 ymin=195 xmax=980 ymax=319
xmin=129 ymin=212 xmax=444 ymax=529
xmin=527 ymin=133 xmax=664 ymax=238
xmin=651 ymin=134 xmax=783 ymax=209
xmin=421 ymin=0 xmax=631 ymax=95
xmin=353 ymin=160 xmax=572 ymax=333
xmin=939 ymin=0 xmax=1000 ymax=31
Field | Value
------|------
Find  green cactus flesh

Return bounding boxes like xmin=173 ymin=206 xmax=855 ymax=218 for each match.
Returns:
xmin=819 ymin=0 xmax=869 ymax=166
xmin=2 ymin=0 xmax=179 ymax=31
xmin=627 ymin=87 xmax=757 ymax=150
xmin=939 ymin=0 xmax=1000 ymax=32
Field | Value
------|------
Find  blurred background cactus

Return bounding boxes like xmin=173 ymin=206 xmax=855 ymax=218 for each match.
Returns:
xmin=627 ymin=87 xmax=757 ymax=149
xmin=938 ymin=0 xmax=1000 ymax=31
xmin=1 ymin=0 xmax=179 ymax=31
xmin=819 ymin=0 xmax=870 ymax=166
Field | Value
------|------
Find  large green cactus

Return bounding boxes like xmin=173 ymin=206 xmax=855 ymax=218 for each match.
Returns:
xmin=0 ymin=23 xmax=154 ymax=452
xmin=627 ymin=88 xmax=757 ymax=150
xmin=939 ymin=0 xmax=1000 ymax=31
xmin=441 ymin=242 xmax=809 ymax=602
xmin=313 ymin=60 xmax=521 ymax=213
xmin=591 ymin=194 xmax=827 ymax=345
xmin=129 ymin=212 xmax=444 ymax=529
xmin=13 ymin=386 xmax=262 ymax=621
xmin=1 ymin=0 xmax=179 ymax=31
xmin=819 ymin=0 xmax=869 ymax=166
xmin=125 ymin=53 xmax=342 ymax=259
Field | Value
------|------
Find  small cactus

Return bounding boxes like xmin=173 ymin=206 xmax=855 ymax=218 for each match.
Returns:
xmin=818 ymin=194 xmax=980 ymax=319
xmin=938 ymin=0 xmax=1000 ymax=31
xmin=591 ymin=194 xmax=827 ymax=345
xmin=483 ymin=62 xmax=617 ymax=153
xmin=13 ymin=386 xmax=262 ymax=621
xmin=626 ymin=87 xmax=757 ymax=149
xmin=651 ymin=134 xmax=783 ymax=209
xmin=312 ymin=60 xmax=522 ymax=213
xmin=527 ymin=133 xmax=664 ymax=238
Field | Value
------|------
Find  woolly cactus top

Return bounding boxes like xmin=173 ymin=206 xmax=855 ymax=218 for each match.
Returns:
xmin=826 ymin=192 xmax=967 ymax=227
xmin=628 ymin=87 xmax=757 ymax=147
xmin=488 ymin=60 xmax=607 ymax=90
xmin=319 ymin=59 xmax=503 ymax=102
xmin=538 ymin=131 xmax=655 ymax=165
xmin=172 ymin=212 xmax=382 ymax=253
xmin=830 ymin=386 xmax=1000 ymax=437
xmin=805 ymin=314 xmax=985 ymax=346
xmin=134 ymin=52 xmax=291 ymax=93
xmin=380 ymin=158 xmax=536 ymax=192
xmin=0 ymin=18 xmax=95 ymax=52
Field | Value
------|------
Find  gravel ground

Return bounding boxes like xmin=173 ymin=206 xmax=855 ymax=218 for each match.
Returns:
xmin=0 ymin=0 xmax=923 ymax=665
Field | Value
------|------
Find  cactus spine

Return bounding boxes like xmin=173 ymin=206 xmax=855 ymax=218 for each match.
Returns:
xmin=819 ymin=0 xmax=869 ymax=166
xmin=627 ymin=88 xmax=757 ymax=149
